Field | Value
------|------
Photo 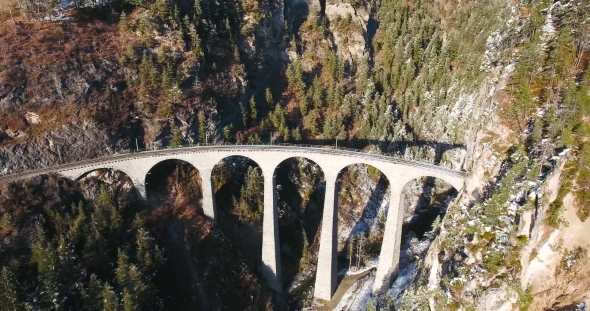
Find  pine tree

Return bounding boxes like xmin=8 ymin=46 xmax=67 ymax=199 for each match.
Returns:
xmin=136 ymin=228 xmax=154 ymax=272
xmin=249 ymin=96 xmax=258 ymax=123
xmin=241 ymin=102 xmax=248 ymax=128
xmin=102 ymin=283 xmax=118 ymax=311
xmin=303 ymin=112 xmax=318 ymax=136
xmin=198 ymin=112 xmax=206 ymax=143
xmin=161 ymin=63 xmax=173 ymax=92
xmin=248 ymin=134 xmax=261 ymax=143
xmin=31 ymin=226 xmax=61 ymax=310
xmin=83 ymin=228 xmax=108 ymax=271
xmin=122 ymin=290 xmax=135 ymax=311
xmin=282 ymin=127 xmax=290 ymax=141
xmin=241 ymin=167 xmax=263 ymax=205
xmin=116 ymin=249 xmax=131 ymax=288
xmin=265 ymin=88 xmax=273 ymax=108
xmin=0 ymin=213 xmax=12 ymax=234
xmin=171 ymin=5 xmax=181 ymax=29
xmin=56 ymin=236 xmax=78 ymax=295
xmin=68 ymin=201 xmax=86 ymax=243
xmin=299 ymin=99 xmax=308 ymax=116
xmin=550 ymin=26 xmax=576 ymax=77
xmin=323 ymin=113 xmax=334 ymax=139
xmin=135 ymin=228 xmax=162 ymax=273
xmin=151 ymin=0 xmax=169 ymax=20
xmin=125 ymin=266 xmax=150 ymax=310
xmin=189 ymin=24 xmax=203 ymax=62
xmin=119 ymin=12 xmax=129 ymax=32
xmin=0 ymin=268 xmax=21 ymax=311
xmin=223 ymin=126 xmax=230 ymax=141
xmin=309 ymin=76 xmax=324 ymax=109
xmin=83 ymin=274 xmax=102 ymax=311
xmin=138 ymin=79 xmax=149 ymax=102
xmin=513 ymin=83 xmax=534 ymax=131
xmin=170 ymin=125 xmax=182 ymax=148
xmin=93 ymin=187 xmax=122 ymax=238
xmin=139 ymin=53 xmax=157 ymax=88
xmin=194 ymin=0 xmax=203 ymax=26
xmin=292 ymin=127 xmax=302 ymax=142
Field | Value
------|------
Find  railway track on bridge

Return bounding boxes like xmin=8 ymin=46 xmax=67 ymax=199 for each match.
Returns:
xmin=0 ymin=143 xmax=466 ymax=184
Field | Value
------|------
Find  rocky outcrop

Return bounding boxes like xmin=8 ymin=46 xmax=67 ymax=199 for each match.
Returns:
xmin=0 ymin=122 xmax=116 ymax=176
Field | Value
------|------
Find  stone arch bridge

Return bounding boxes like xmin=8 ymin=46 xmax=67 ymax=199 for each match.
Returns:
xmin=0 ymin=144 xmax=465 ymax=301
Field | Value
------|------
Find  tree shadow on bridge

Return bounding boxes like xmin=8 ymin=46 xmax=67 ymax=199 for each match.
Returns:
xmin=335 ymin=166 xmax=390 ymax=288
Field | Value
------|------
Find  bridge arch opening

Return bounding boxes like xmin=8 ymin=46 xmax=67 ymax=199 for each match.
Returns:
xmin=212 ymin=155 xmax=264 ymax=269
xmin=76 ymin=168 xmax=138 ymax=215
xmin=384 ymin=176 xmax=459 ymax=295
xmin=273 ymin=157 xmax=326 ymax=299
xmin=336 ymin=164 xmax=391 ymax=284
xmin=144 ymin=159 xmax=203 ymax=215
xmin=400 ymin=176 xmax=458 ymax=239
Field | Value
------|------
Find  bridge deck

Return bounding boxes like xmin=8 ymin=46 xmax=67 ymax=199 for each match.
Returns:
xmin=0 ymin=143 xmax=465 ymax=184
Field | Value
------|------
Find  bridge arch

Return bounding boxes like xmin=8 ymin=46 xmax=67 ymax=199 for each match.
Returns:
xmin=372 ymin=174 xmax=462 ymax=294
xmin=75 ymin=167 xmax=135 ymax=182
xmin=397 ymin=176 xmax=458 ymax=238
xmin=273 ymin=157 xmax=327 ymax=294
xmin=144 ymin=159 xmax=204 ymax=213
xmin=211 ymin=155 xmax=265 ymax=207
xmin=335 ymin=164 xmax=391 ymax=275
xmin=75 ymin=168 xmax=139 ymax=210
xmin=211 ymin=155 xmax=267 ymax=279
xmin=416 ymin=174 xmax=464 ymax=194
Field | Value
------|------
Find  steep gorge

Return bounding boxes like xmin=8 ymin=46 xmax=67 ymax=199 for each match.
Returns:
xmin=1 ymin=0 xmax=590 ymax=309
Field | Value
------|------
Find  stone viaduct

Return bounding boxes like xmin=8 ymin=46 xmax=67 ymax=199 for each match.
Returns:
xmin=0 ymin=144 xmax=465 ymax=301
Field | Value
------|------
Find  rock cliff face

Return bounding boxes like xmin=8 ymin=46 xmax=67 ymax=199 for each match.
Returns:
xmin=518 ymin=158 xmax=590 ymax=310
xmin=0 ymin=122 xmax=113 ymax=175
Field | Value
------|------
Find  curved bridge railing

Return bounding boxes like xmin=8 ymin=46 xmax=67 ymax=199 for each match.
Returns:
xmin=0 ymin=142 xmax=466 ymax=184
